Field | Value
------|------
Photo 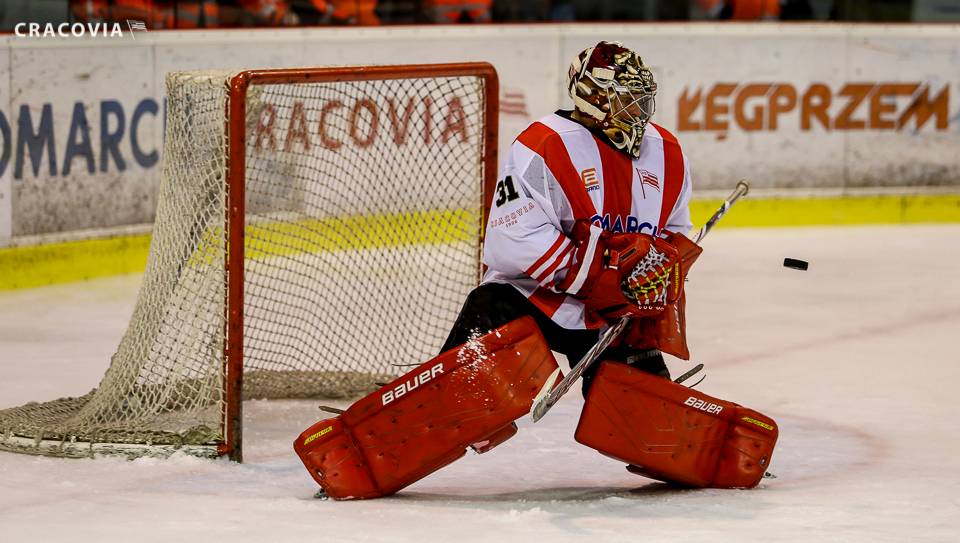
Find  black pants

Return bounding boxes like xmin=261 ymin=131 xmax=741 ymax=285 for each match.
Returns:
xmin=442 ymin=283 xmax=668 ymax=395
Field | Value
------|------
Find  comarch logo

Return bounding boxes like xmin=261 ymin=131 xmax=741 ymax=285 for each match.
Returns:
xmin=14 ymin=20 xmax=148 ymax=39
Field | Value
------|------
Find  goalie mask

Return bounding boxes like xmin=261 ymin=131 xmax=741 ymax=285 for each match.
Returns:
xmin=567 ymin=41 xmax=657 ymax=158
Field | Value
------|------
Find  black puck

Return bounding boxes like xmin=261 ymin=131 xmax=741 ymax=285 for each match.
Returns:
xmin=783 ymin=258 xmax=809 ymax=271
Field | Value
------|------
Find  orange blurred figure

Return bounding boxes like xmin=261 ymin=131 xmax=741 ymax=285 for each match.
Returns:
xmin=70 ymin=0 xmax=219 ymax=28
xmin=303 ymin=0 xmax=379 ymax=25
xmin=694 ymin=0 xmax=781 ymax=20
xmin=422 ymin=0 xmax=491 ymax=23
xmin=233 ymin=0 xmax=300 ymax=26
xmin=729 ymin=0 xmax=780 ymax=20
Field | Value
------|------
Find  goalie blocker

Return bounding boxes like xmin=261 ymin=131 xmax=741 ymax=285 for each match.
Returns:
xmin=294 ymin=317 xmax=561 ymax=500
xmin=576 ymin=361 xmax=778 ymax=488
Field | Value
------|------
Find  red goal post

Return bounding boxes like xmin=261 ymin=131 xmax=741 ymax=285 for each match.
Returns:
xmin=221 ymin=64 xmax=500 ymax=461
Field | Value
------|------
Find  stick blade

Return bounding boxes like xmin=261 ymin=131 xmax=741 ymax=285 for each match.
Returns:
xmin=530 ymin=397 xmax=550 ymax=422
xmin=529 ymin=368 xmax=561 ymax=422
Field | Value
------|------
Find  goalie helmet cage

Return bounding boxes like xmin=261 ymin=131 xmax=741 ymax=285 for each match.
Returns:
xmin=0 ymin=63 xmax=499 ymax=462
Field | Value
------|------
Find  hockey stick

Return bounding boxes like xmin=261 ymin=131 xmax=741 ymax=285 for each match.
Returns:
xmin=529 ymin=315 xmax=631 ymax=422
xmin=530 ymin=180 xmax=750 ymax=423
xmin=693 ymin=180 xmax=749 ymax=243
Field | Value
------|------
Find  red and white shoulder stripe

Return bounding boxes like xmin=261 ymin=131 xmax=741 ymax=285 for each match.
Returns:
xmin=516 ymin=115 xmax=599 ymax=220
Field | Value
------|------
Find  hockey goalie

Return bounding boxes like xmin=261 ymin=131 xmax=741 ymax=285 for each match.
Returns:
xmin=295 ymin=41 xmax=778 ymax=499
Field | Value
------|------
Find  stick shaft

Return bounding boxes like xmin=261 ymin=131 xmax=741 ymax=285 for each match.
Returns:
xmin=694 ymin=180 xmax=750 ymax=244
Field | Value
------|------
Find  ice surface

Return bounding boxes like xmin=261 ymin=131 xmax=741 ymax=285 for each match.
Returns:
xmin=1 ymin=226 xmax=959 ymax=542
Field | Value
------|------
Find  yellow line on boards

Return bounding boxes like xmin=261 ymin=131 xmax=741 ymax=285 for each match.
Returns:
xmin=689 ymin=194 xmax=960 ymax=227
xmin=2 ymin=194 xmax=958 ymax=291
xmin=0 ymin=235 xmax=152 ymax=291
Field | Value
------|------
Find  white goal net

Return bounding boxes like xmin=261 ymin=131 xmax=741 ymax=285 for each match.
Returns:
xmin=0 ymin=64 xmax=498 ymax=460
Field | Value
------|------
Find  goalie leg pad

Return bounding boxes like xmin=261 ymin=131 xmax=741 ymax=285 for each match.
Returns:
xmin=575 ymin=361 xmax=778 ymax=489
xmin=294 ymin=316 xmax=561 ymax=499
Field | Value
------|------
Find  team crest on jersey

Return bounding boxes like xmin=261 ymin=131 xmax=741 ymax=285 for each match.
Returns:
xmin=637 ymin=168 xmax=660 ymax=198
xmin=581 ymin=168 xmax=600 ymax=192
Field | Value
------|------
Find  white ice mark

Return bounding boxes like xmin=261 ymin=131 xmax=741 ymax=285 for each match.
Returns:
xmin=452 ymin=328 xmax=493 ymax=405
xmin=456 ymin=328 xmax=489 ymax=366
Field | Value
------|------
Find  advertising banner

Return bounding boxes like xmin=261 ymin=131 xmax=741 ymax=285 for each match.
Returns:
xmin=0 ymin=23 xmax=958 ymax=242
xmin=561 ymin=25 xmax=959 ymax=191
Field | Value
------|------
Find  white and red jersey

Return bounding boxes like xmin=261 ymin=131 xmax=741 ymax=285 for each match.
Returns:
xmin=481 ymin=112 xmax=693 ymax=330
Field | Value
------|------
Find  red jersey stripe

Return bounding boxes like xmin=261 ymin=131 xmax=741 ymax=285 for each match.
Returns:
xmin=524 ymin=231 xmax=566 ymax=277
xmin=595 ymin=138 xmax=634 ymax=231
xmin=652 ymin=123 xmax=684 ymax=232
xmin=517 ymin=122 xmax=596 ymax=220
xmin=535 ymin=243 xmax=575 ymax=284
xmin=528 ymin=287 xmax=566 ymax=318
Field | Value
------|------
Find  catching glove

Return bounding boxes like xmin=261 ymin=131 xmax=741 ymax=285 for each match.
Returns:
xmin=556 ymin=221 xmax=680 ymax=319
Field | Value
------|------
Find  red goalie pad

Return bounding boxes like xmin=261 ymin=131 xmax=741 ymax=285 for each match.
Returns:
xmin=294 ymin=316 xmax=561 ymax=500
xmin=575 ymin=361 xmax=778 ymax=489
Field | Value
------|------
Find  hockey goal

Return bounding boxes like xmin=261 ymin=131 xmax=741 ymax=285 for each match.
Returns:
xmin=0 ymin=63 xmax=499 ymax=461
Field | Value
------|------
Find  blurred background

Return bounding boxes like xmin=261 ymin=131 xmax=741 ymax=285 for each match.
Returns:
xmin=2 ymin=0 xmax=959 ymax=28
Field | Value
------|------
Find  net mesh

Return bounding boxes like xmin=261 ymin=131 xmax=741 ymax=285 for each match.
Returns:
xmin=0 ymin=67 xmax=488 ymax=458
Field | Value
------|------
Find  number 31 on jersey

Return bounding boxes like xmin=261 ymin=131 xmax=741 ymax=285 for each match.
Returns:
xmin=494 ymin=176 xmax=520 ymax=207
